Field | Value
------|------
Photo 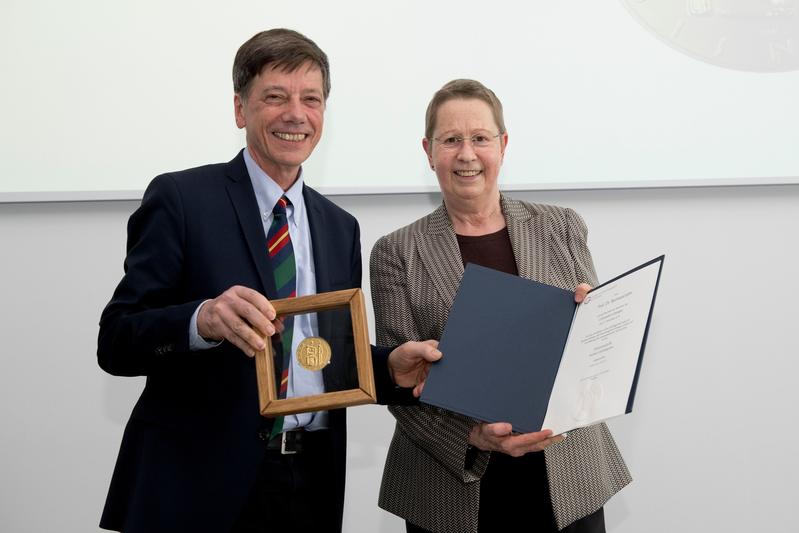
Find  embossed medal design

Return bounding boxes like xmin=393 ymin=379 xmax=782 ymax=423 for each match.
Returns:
xmin=572 ymin=380 xmax=604 ymax=423
xmin=296 ymin=337 xmax=332 ymax=371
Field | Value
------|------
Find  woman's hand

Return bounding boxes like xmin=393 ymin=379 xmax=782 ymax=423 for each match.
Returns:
xmin=468 ymin=422 xmax=565 ymax=457
xmin=575 ymin=282 xmax=592 ymax=303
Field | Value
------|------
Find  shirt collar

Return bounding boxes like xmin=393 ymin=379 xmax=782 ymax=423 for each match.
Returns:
xmin=243 ymin=147 xmax=306 ymax=222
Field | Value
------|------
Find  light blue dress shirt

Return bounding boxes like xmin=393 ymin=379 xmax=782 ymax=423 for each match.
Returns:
xmin=189 ymin=148 xmax=327 ymax=431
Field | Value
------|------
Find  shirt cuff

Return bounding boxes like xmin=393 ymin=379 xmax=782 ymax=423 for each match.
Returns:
xmin=189 ymin=300 xmax=224 ymax=351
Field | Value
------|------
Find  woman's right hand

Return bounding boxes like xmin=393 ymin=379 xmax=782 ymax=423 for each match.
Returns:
xmin=468 ymin=422 xmax=565 ymax=457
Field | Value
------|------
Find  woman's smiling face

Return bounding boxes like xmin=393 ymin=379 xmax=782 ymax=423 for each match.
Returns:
xmin=424 ymin=98 xmax=507 ymax=206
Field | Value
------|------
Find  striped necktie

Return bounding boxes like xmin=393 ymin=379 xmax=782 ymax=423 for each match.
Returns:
xmin=266 ymin=195 xmax=295 ymax=436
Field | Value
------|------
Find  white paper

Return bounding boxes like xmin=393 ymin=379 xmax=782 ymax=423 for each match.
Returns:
xmin=542 ymin=260 xmax=661 ymax=435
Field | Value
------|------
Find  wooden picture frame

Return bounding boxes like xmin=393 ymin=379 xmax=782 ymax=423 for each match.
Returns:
xmin=254 ymin=288 xmax=376 ymax=417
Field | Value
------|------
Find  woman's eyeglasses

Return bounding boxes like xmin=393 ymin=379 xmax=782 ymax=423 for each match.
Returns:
xmin=432 ymin=133 xmax=500 ymax=150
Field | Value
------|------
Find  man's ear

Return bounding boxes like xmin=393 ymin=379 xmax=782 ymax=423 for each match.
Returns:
xmin=234 ymin=93 xmax=246 ymax=129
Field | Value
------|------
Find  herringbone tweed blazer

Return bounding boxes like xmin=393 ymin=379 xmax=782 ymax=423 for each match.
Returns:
xmin=370 ymin=195 xmax=632 ymax=532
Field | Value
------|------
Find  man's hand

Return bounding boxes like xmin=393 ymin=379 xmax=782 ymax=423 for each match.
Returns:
xmin=387 ymin=340 xmax=442 ymax=397
xmin=197 ymin=285 xmax=277 ymax=357
xmin=468 ymin=422 xmax=565 ymax=457
xmin=575 ymin=282 xmax=592 ymax=303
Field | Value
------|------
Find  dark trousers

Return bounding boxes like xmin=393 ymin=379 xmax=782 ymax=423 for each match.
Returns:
xmin=231 ymin=430 xmax=341 ymax=533
xmin=407 ymin=450 xmax=606 ymax=533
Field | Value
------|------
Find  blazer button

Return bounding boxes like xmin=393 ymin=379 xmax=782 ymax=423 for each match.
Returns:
xmin=257 ymin=429 xmax=270 ymax=441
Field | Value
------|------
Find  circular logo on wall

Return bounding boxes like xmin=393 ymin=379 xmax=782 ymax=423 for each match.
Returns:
xmin=621 ymin=0 xmax=799 ymax=72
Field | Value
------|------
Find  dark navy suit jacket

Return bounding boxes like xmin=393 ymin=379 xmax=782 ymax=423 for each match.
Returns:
xmin=98 ymin=150 xmax=397 ymax=532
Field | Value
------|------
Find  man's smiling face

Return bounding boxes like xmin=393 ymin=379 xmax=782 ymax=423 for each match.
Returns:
xmin=234 ymin=61 xmax=325 ymax=188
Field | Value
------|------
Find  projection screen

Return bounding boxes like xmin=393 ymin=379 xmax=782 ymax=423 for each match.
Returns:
xmin=2 ymin=0 xmax=797 ymax=202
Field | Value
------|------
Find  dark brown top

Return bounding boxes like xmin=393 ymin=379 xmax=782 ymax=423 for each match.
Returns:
xmin=455 ymin=227 xmax=518 ymax=276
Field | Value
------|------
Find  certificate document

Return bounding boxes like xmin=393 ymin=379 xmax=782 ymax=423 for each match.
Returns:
xmin=542 ymin=257 xmax=663 ymax=434
xmin=420 ymin=256 xmax=664 ymax=435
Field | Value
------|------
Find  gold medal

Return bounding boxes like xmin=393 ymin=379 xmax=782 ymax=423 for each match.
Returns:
xmin=296 ymin=337 xmax=332 ymax=371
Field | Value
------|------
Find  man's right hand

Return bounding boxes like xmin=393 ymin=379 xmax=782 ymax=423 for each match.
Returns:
xmin=197 ymin=285 xmax=277 ymax=357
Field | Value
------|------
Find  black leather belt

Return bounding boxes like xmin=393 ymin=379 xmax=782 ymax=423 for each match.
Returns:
xmin=264 ymin=430 xmax=326 ymax=455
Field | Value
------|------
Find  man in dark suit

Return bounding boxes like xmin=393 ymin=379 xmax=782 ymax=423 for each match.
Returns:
xmin=97 ymin=28 xmax=440 ymax=533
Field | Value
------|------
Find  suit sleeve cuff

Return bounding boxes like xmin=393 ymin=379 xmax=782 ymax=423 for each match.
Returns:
xmin=189 ymin=300 xmax=224 ymax=351
xmin=371 ymin=344 xmax=419 ymax=406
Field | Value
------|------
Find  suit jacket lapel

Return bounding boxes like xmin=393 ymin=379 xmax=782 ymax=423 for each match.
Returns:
xmin=304 ymin=186 xmax=330 ymax=295
xmin=303 ymin=186 xmax=349 ymax=389
xmin=224 ymin=151 xmax=277 ymax=298
xmin=303 ymin=186 xmax=335 ymax=344
xmin=415 ymin=204 xmax=464 ymax=310
xmin=502 ymin=195 xmax=550 ymax=283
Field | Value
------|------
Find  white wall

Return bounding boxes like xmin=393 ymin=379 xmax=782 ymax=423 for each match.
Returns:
xmin=1 ymin=184 xmax=797 ymax=532
xmin=4 ymin=0 xmax=799 ymax=200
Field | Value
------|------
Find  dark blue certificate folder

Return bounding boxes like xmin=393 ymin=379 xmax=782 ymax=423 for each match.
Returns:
xmin=420 ymin=264 xmax=576 ymax=433
xmin=420 ymin=258 xmax=662 ymax=434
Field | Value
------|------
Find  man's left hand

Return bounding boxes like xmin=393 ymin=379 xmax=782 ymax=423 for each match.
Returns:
xmin=388 ymin=340 xmax=442 ymax=397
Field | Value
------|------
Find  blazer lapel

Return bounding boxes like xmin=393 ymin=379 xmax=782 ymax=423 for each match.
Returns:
xmin=304 ymin=186 xmax=331 ymax=295
xmin=503 ymin=195 xmax=549 ymax=283
xmin=303 ymin=186 xmax=336 ymax=346
xmin=415 ymin=204 xmax=464 ymax=310
xmin=224 ymin=151 xmax=277 ymax=298
xmin=303 ymin=186 xmax=350 ymax=389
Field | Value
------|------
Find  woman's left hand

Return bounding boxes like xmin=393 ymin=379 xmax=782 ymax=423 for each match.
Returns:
xmin=575 ymin=283 xmax=593 ymax=303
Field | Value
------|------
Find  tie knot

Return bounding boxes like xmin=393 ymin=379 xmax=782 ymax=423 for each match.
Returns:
xmin=273 ymin=195 xmax=291 ymax=216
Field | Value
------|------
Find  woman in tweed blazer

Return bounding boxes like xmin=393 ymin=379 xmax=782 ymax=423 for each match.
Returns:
xmin=370 ymin=80 xmax=631 ymax=533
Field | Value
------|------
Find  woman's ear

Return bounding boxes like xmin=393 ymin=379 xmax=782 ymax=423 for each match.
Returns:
xmin=499 ymin=132 xmax=509 ymax=162
xmin=422 ymin=137 xmax=434 ymax=170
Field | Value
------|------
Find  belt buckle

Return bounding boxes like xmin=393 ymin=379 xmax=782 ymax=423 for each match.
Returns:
xmin=281 ymin=431 xmax=298 ymax=455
